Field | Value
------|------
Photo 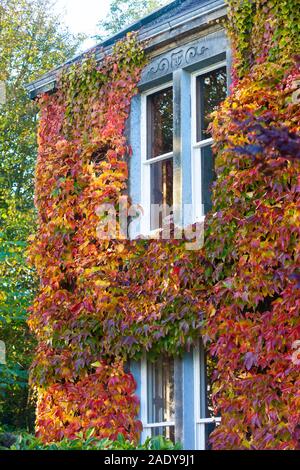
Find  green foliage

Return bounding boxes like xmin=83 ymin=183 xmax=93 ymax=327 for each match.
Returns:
xmin=227 ymin=0 xmax=256 ymax=77
xmin=0 ymin=0 xmax=83 ymax=430
xmin=4 ymin=430 xmax=181 ymax=450
xmin=96 ymin=0 xmax=169 ymax=40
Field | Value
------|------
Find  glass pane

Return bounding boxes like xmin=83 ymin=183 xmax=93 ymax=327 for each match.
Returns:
xmin=150 ymin=157 xmax=173 ymax=230
xmin=151 ymin=426 xmax=175 ymax=442
xmin=201 ymin=145 xmax=215 ymax=214
xmin=205 ymin=421 xmax=220 ymax=450
xmin=147 ymin=87 xmax=173 ymax=159
xmin=147 ymin=356 xmax=175 ymax=424
xmin=197 ymin=67 xmax=227 ymax=141
xmin=199 ymin=347 xmax=219 ymax=449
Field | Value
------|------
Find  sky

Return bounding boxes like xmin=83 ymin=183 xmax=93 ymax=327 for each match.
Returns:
xmin=54 ymin=0 xmax=111 ymax=51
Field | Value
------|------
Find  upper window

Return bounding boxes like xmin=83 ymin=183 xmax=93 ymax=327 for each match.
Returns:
xmin=144 ymin=86 xmax=174 ymax=231
xmin=196 ymin=66 xmax=227 ymax=142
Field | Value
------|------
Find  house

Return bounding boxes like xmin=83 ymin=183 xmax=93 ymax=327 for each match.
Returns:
xmin=27 ymin=0 xmax=230 ymax=450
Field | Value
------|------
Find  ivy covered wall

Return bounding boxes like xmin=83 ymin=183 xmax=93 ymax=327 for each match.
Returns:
xmin=28 ymin=0 xmax=300 ymax=449
xmin=205 ymin=0 xmax=300 ymax=449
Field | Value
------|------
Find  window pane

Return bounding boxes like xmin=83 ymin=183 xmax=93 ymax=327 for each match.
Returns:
xmin=200 ymin=349 xmax=219 ymax=449
xmin=197 ymin=67 xmax=227 ymax=141
xmin=151 ymin=426 xmax=175 ymax=442
xmin=201 ymin=145 xmax=215 ymax=214
xmin=150 ymin=157 xmax=173 ymax=230
xmin=147 ymin=87 xmax=173 ymax=159
xmin=147 ymin=356 xmax=175 ymax=424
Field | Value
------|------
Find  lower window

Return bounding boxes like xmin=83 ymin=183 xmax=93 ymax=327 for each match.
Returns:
xmin=141 ymin=355 xmax=175 ymax=441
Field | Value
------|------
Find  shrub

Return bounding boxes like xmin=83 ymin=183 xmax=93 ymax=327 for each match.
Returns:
xmin=4 ymin=430 xmax=181 ymax=451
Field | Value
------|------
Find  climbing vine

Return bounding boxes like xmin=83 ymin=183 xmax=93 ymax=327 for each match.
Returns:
xmin=29 ymin=1 xmax=300 ymax=450
xmin=204 ymin=0 xmax=300 ymax=449
xmin=28 ymin=33 xmax=146 ymax=442
xmin=29 ymin=32 xmax=205 ymax=443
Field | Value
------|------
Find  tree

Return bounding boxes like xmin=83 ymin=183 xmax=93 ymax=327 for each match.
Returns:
xmin=96 ymin=0 xmax=169 ymax=40
xmin=0 ymin=0 xmax=83 ymax=430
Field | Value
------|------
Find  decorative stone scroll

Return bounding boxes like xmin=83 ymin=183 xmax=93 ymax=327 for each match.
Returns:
xmin=140 ymin=29 xmax=227 ymax=86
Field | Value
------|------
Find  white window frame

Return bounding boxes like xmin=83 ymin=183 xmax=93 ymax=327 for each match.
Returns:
xmin=191 ymin=61 xmax=227 ymax=224
xmin=140 ymin=355 xmax=175 ymax=442
xmin=193 ymin=345 xmax=221 ymax=450
xmin=140 ymin=82 xmax=173 ymax=235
